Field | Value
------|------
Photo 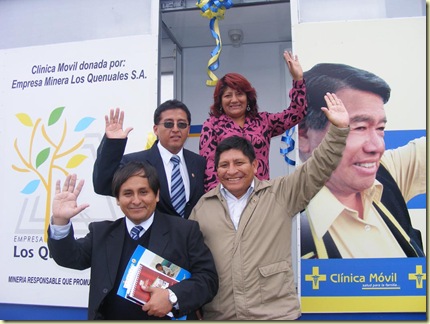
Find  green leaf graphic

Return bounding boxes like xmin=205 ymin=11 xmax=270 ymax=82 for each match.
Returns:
xmin=36 ymin=147 xmax=50 ymax=168
xmin=48 ymin=106 xmax=65 ymax=126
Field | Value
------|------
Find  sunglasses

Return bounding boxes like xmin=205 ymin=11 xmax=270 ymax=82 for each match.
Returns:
xmin=159 ymin=121 xmax=189 ymax=129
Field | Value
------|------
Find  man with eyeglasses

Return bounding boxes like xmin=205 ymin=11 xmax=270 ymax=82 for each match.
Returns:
xmin=93 ymin=99 xmax=206 ymax=219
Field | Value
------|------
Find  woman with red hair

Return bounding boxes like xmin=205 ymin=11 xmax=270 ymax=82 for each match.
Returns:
xmin=199 ymin=51 xmax=307 ymax=192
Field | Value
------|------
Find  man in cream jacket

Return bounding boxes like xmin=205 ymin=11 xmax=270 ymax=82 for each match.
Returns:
xmin=190 ymin=93 xmax=350 ymax=320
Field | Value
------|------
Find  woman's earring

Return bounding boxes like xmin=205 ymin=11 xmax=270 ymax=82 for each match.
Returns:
xmin=246 ymin=104 xmax=251 ymax=112
xmin=219 ymin=106 xmax=223 ymax=112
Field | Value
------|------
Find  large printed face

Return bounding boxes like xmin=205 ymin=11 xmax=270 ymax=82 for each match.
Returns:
xmin=116 ymin=175 xmax=159 ymax=225
xmin=216 ymin=148 xmax=258 ymax=199
xmin=301 ymin=88 xmax=387 ymax=196
xmin=153 ymin=108 xmax=190 ymax=154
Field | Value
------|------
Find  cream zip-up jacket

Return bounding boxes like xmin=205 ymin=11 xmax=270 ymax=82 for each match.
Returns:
xmin=190 ymin=124 xmax=349 ymax=320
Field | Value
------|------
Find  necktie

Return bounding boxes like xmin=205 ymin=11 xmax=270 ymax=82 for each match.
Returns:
xmin=170 ymin=155 xmax=186 ymax=217
xmin=130 ymin=225 xmax=143 ymax=240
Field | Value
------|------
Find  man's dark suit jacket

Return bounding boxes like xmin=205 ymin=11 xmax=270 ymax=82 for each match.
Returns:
xmin=48 ymin=211 xmax=218 ymax=320
xmin=93 ymin=137 xmax=206 ymax=219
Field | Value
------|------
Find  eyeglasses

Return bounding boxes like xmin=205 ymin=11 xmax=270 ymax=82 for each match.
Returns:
xmin=159 ymin=121 xmax=189 ymax=129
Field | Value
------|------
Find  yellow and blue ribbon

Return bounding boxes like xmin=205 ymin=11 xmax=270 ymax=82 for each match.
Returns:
xmin=280 ymin=127 xmax=296 ymax=166
xmin=196 ymin=0 xmax=233 ymax=86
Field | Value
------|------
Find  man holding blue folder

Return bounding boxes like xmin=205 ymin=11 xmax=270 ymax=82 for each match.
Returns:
xmin=48 ymin=161 xmax=218 ymax=320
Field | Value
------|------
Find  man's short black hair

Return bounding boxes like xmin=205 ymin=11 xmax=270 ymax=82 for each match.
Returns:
xmin=112 ymin=161 xmax=160 ymax=198
xmin=153 ymin=99 xmax=191 ymax=125
xmin=301 ymin=63 xmax=391 ymax=131
xmin=215 ymin=136 xmax=256 ymax=169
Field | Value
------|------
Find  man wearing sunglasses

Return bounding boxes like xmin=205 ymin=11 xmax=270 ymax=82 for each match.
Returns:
xmin=93 ymin=99 xmax=206 ymax=219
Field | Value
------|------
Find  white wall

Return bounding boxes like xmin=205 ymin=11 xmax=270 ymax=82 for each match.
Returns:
xmin=0 ymin=0 xmax=155 ymax=49
xmin=297 ymin=0 xmax=425 ymax=22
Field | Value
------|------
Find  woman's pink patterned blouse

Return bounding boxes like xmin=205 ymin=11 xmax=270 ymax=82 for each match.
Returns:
xmin=199 ymin=79 xmax=307 ymax=192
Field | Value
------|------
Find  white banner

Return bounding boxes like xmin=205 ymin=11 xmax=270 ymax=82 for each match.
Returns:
xmin=0 ymin=34 xmax=158 ymax=307
xmin=291 ymin=14 xmax=426 ymax=314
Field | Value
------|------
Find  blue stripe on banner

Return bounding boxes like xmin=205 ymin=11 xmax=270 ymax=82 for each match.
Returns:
xmin=406 ymin=194 xmax=426 ymax=209
xmin=190 ymin=127 xmax=426 ymax=145
xmin=190 ymin=124 xmax=202 ymax=134
xmin=189 ymin=126 xmax=426 ymax=208
xmin=384 ymin=129 xmax=426 ymax=150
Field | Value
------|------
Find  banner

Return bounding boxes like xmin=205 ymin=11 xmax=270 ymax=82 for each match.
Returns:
xmin=292 ymin=16 xmax=426 ymax=313
xmin=301 ymin=258 xmax=426 ymax=312
xmin=0 ymin=34 xmax=158 ymax=307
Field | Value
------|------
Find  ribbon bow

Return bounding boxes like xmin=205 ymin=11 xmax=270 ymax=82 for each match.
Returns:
xmin=196 ymin=0 xmax=233 ymax=86
xmin=280 ymin=127 xmax=296 ymax=166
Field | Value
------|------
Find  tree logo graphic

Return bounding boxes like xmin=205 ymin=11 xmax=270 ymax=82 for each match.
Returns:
xmin=12 ymin=106 xmax=95 ymax=242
